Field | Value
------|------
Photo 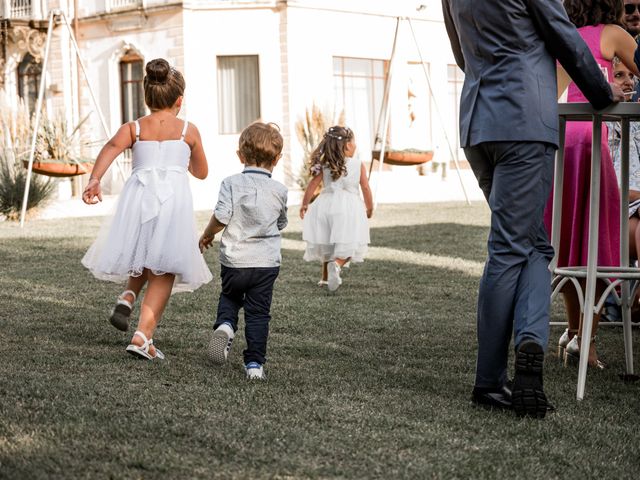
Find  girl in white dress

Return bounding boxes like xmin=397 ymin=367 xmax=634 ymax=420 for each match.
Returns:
xmin=82 ymin=58 xmax=212 ymax=360
xmin=300 ymin=126 xmax=373 ymax=291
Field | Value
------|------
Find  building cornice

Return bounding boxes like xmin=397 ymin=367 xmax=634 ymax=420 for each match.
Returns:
xmin=77 ymin=2 xmax=183 ymax=24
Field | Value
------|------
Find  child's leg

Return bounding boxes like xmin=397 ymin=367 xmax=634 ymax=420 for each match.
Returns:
xmin=334 ymin=257 xmax=351 ymax=268
xmin=130 ymin=270 xmax=175 ymax=356
xmin=110 ymin=271 xmax=150 ymax=331
xmin=123 ymin=270 xmax=149 ymax=303
xmin=215 ymin=266 xmax=247 ymax=331
xmin=243 ymin=267 xmax=279 ymax=366
xmin=322 ymin=262 xmax=328 ymax=281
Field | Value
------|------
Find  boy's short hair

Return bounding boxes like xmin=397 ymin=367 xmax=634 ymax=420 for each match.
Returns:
xmin=239 ymin=122 xmax=283 ymax=167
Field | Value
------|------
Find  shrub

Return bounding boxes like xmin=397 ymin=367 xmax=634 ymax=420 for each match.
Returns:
xmin=0 ymin=155 xmax=55 ymax=220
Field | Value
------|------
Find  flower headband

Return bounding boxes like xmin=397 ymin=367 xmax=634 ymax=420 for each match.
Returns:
xmin=325 ymin=127 xmax=351 ymax=140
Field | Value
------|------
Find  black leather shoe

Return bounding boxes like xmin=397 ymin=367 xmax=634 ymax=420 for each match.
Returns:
xmin=471 ymin=385 xmax=513 ymax=410
xmin=512 ymin=340 xmax=548 ymax=419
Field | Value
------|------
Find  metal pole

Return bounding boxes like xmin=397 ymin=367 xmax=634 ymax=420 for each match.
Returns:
xmin=19 ymin=10 xmax=55 ymax=228
xmin=576 ymin=114 xmax=602 ymax=400
xmin=550 ymin=118 xmax=566 ymax=273
xmin=371 ymin=16 xmax=401 ymax=207
xmin=407 ymin=18 xmax=471 ymax=205
xmin=620 ymin=117 xmax=635 ymax=374
xmin=58 ymin=11 xmax=126 ymax=182
xmin=369 ymin=18 xmax=399 ymax=180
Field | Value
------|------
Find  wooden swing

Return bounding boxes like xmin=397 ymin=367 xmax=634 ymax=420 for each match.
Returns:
xmin=368 ymin=17 xmax=470 ymax=206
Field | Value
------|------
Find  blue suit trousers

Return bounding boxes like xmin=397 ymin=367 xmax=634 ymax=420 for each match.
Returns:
xmin=464 ymin=141 xmax=555 ymax=389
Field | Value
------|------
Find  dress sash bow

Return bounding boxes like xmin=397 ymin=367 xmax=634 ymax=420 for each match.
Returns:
xmin=133 ymin=166 xmax=185 ymax=223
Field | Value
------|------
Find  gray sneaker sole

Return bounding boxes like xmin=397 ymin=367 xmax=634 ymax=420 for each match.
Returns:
xmin=209 ymin=330 xmax=230 ymax=364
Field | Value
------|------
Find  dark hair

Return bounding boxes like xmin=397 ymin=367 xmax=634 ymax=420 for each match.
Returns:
xmin=143 ymin=58 xmax=186 ymax=110
xmin=309 ymin=126 xmax=353 ymax=181
xmin=563 ymin=0 xmax=624 ymax=28
xmin=238 ymin=122 xmax=283 ymax=167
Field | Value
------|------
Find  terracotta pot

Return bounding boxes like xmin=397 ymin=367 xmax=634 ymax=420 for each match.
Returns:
xmin=23 ymin=160 xmax=94 ymax=178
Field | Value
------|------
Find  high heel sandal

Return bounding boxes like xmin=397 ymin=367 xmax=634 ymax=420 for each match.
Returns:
xmin=109 ymin=289 xmax=136 ymax=332
xmin=557 ymin=328 xmax=577 ymax=358
xmin=563 ymin=335 xmax=606 ymax=370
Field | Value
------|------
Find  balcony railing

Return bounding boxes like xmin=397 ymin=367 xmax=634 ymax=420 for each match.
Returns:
xmin=1 ymin=0 xmax=29 ymax=18
xmin=108 ymin=0 xmax=143 ymax=11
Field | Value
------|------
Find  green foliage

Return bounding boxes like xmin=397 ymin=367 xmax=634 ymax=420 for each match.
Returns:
xmin=0 ymin=155 xmax=55 ymax=220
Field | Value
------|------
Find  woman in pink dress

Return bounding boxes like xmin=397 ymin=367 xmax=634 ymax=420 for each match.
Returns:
xmin=545 ymin=0 xmax=640 ymax=367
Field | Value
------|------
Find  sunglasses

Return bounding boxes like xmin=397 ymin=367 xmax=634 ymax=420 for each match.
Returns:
xmin=625 ymin=4 xmax=640 ymax=15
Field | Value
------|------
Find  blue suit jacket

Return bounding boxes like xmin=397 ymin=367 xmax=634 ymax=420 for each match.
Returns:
xmin=442 ymin=0 xmax=614 ymax=148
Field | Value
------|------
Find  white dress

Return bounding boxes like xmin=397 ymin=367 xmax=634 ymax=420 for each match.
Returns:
xmin=303 ymin=157 xmax=370 ymax=262
xmin=82 ymin=120 xmax=213 ymax=293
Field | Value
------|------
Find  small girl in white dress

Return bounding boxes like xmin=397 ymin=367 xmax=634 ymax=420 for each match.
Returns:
xmin=82 ymin=58 xmax=212 ymax=360
xmin=300 ymin=126 xmax=373 ymax=291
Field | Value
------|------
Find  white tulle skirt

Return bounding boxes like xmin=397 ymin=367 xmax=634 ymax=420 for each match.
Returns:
xmin=82 ymin=172 xmax=213 ymax=294
xmin=302 ymin=190 xmax=370 ymax=263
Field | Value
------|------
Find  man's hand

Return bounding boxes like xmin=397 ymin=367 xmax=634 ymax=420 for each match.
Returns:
xmin=611 ymin=83 xmax=626 ymax=102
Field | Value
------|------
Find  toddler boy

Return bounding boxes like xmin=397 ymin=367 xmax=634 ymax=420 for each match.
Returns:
xmin=199 ymin=122 xmax=288 ymax=379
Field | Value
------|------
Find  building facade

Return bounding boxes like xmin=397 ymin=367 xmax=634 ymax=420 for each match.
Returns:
xmin=1 ymin=0 xmax=462 ymax=208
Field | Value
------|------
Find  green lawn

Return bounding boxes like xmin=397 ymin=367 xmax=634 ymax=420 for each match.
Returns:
xmin=1 ymin=202 xmax=639 ymax=479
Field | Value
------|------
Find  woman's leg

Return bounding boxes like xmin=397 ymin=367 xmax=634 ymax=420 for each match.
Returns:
xmin=130 ymin=270 xmax=175 ymax=356
xmin=561 ymin=282 xmax=581 ymax=334
xmin=576 ymin=279 xmax=605 ymax=366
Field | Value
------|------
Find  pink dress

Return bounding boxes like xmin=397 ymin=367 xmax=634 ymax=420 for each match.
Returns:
xmin=543 ymin=24 xmax=620 ymax=269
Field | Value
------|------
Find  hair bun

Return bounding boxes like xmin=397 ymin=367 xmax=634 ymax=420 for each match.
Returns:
xmin=146 ymin=58 xmax=171 ymax=85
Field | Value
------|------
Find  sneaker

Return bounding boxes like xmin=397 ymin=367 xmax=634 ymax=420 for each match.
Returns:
xmin=327 ymin=261 xmax=342 ymax=292
xmin=245 ymin=361 xmax=266 ymax=380
xmin=512 ymin=340 xmax=548 ymax=419
xmin=209 ymin=323 xmax=234 ymax=364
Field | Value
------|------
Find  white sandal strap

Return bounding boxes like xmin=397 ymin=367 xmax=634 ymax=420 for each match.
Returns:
xmin=132 ymin=330 xmax=151 ymax=351
xmin=117 ymin=290 xmax=137 ymax=309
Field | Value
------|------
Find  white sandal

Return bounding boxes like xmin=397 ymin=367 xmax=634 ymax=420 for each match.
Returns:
xmin=110 ymin=289 xmax=136 ymax=332
xmin=126 ymin=330 xmax=165 ymax=360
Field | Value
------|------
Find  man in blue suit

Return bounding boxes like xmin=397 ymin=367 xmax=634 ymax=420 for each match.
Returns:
xmin=442 ymin=0 xmax=624 ymax=418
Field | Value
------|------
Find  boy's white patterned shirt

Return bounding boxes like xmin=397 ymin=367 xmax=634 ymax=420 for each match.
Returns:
xmin=214 ymin=166 xmax=288 ymax=268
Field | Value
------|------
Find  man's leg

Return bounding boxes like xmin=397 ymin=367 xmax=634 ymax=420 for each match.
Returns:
xmin=465 ymin=142 xmax=555 ymax=390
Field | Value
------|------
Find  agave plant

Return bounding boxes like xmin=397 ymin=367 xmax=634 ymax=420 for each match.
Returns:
xmin=0 ymin=90 xmax=54 ymax=220
xmin=34 ymin=112 xmax=91 ymax=166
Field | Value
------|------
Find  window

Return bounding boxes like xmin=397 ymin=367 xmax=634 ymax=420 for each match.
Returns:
xmin=447 ymin=64 xmax=465 ymax=160
xmin=119 ymin=54 xmax=145 ymax=123
xmin=407 ymin=61 xmax=433 ymax=150
xmin=333 ymin=57 xmax=386 ymax=158
xmin=17 ymin=53 xmax=42 ymax=115
xmin=217 ymin=55 xmax=260 ymax=134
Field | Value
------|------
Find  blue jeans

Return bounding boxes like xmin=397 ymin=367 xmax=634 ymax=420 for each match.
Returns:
xmin=215 ymin=265 xmax=280 ymax=365
xmin=465 ymin=141 xmax=555 ymax=389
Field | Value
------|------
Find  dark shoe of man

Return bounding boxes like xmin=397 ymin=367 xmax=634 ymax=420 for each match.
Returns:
xmin=512 ymin=340 xmax=548 ymax=419
xmin=471 ymin=384 xmax=513 ymax=411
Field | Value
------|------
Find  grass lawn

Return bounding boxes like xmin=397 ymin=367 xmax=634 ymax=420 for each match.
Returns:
xmin=1 ymin=202 xmax=639 ymax=479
